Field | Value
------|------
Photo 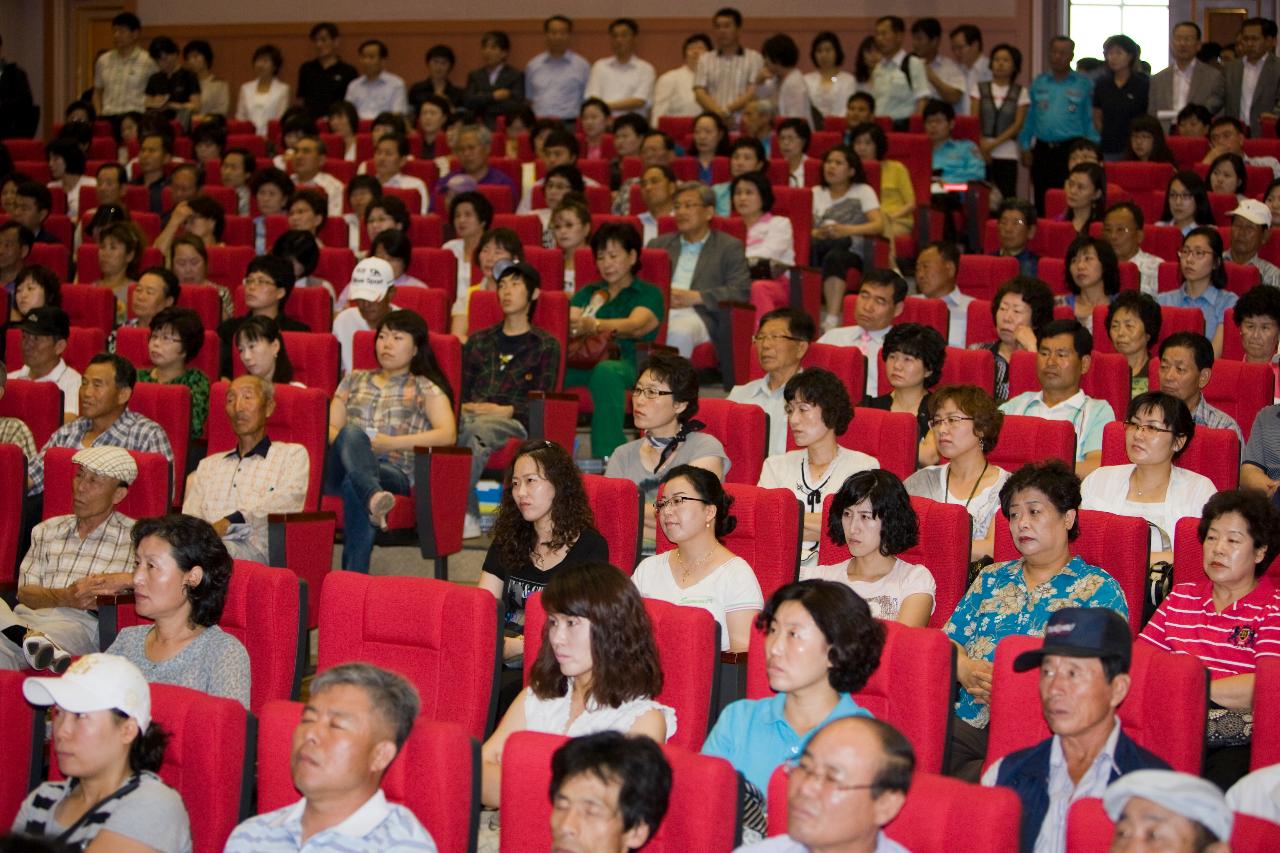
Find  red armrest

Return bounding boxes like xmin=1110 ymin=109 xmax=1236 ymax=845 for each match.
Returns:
xmin=528 ymin=391 xmax=579 ymax=450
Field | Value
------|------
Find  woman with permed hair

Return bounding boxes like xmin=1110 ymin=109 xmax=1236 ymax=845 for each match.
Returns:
xmin=702 ymin=580 xmax=885 ymax=818
xmin=480 ymin=562 xmax=675 ymax=807
xmin=759 ymin=368 xmax=878 ymax=568
xmin=807 ymin=469 xmax=935 ymax=625
xmin=632 ymin=465 xmax=763 ymax=651
xmin=479 ymin=440 xmax=609 ymax=710
xmin=104 ymin=514 xmax=249 ymax=708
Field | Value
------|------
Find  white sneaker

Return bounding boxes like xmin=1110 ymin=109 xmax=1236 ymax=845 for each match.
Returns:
xmin=463 ymin=513 xmax=482 ymax=539
xmin=368 ymin=491 xmax=396 ymax=531
xmin=22 ymin=633 xmax=54 ymax=670
xmin=48 ymin=648 xmax=71 ymax=674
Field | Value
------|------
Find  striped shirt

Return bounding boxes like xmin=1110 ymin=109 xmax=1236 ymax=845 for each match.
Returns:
xmin=337 ymin=371 xmax=445 ymax=481
xmin=19 ymin=511 xmax=135 ymax=591
xmin=1140 ymin=577 xmax=1280 ymax=677
xmin=694 ymin=47 xmax=763 ymax=114
xmin=16 ymin=772 xmax=190 ymax=852
xmin=1192 ymin=396 xmax=1243 ymax=443
xmin=29 ymin=409 xmax=174 ymax=496
xmin=1243 ymin=403 xmax=1280 ymax=476
xmin=225 ymin=790 xmax=436 ymax=852
xmin=0 ymin=416 xmax=36 ymax=462
xmin=94 ymin=47 xmax=158 ymax=115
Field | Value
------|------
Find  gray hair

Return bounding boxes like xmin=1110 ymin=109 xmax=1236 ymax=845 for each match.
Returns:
xmin=675 ymin=181 xmax=716 ymax=207
xmin=310 ymin=663 xmax=421 ymax=750
xmin=459 ymin=123 xmax=493 ymax=150
xmin=231 ymin=374 xmax=274 ymax=406
xmin=750 ymin=98 xmax=777 ymax=119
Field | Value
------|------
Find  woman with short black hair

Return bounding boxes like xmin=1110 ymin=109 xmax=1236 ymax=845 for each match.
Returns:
xmin=861 ymin=322 xmax=947 ymax=441
xmin=138 ymin=306 xmax=211 ymax=435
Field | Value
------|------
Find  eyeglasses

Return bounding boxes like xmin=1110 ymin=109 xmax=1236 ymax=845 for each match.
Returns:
xmin=1178 ymin=247 xmax=1213 ymax=260
xmin=654 ymin=495 xmax=710 ymax=511
xmin=1167 ymin=191 xmax=1193 ymax=201
xmin=1123 ymin=420 xmax=1174 ymax=436
xmin=783 ymin=757 xmax=876 ymax=795
xmin=928 ymin=415 xmax=975 ymax=429
xmin=752 ymin=333 xmax=802 ymax=344
xmin=631 ymin=386 xmax=674 ymax=400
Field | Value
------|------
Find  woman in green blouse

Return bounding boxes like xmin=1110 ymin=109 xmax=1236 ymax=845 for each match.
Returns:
xmin=138 ymin=306 xmax=210 ymax=436
xmin=568 ymin=222 xmax=664 ymax=459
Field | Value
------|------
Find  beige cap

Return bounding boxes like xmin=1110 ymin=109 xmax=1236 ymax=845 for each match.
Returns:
xmin=72 ymin=446 xmax=138 ymax=485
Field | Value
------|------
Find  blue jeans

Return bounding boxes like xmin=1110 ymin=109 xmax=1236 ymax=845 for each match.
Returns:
xmin=325 ymin=425 xmax=410 ymax=572
xmin=458 ymin=413 xmax=527 ymax=515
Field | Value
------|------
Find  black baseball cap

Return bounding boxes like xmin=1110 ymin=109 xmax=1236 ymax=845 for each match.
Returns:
xmin=493 ymin=259 xmax=541 ymax=290
xmin=15 ymin=306 xmax=71 ymax=340
xmin=1012 ymin=607 xmax=1132 ymax=672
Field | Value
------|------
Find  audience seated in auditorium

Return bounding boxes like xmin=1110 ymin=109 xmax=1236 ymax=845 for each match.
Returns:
xmin=361 ymin=194 xmax=410 ymax=261
xmin=1159 ymin=227 xmax=1238 ymax=346
xmin=982 ymin=608 xmax=1169 ymax=853
xmin=15 ymin=653 xmax=192 ymax=850
xmin=632 ymin=465 xmax=763 ymax=651
xmin=1206 ymin=115 xmax=1280 ymax=179
xmin=736 ymin=172 xmax=796 ymax=313
xmin=45 ymin=139 xmax=95 ymax=223
xmin=370 ymin=133 xmax=429 ymax=215
xmin=1157 ymin=331 xmax=1243 ymax=441
xmin=775 ymin=119 xmax=812 ymax=191
xmin=712 ymin=137 xmax=767 ymax=216
xmin=273 ymin=228 xmax=334 ymax=305
xmin=549 ymin=198 xmax=592 ymax=292
xmin=458 ymin=261 xmax=560 ymax=535
xmin=533 ymin=165 xmax=585 ymax=245
xmin=729 ymin=308 xmax=813 ymax=458
xmin=1 ymin=447 xmax=137 ymax=670
xmin=816 ymin=269 xmax=903 ymax=398
xmin=8 ymin=264 xmax=59 ymax=326
xmin=434 ymin=123 xmax=517 ymax=199
xmin=810 ymin=145 xmax=883 ymax=331
xmin=0 ymin=367 xmax=36 ymax=466
xmin=183 ymin=376 xmax=309 ymax=562
xmin=91 ymin=221 xmax=144 ymax=322
xmin=29 ymin=353 xmax=173 ymax=497
xmin=1232 ymin=285 xmax=1280 ymax=401
xmin=6 ymin=306 xmax=82 ymax=421
xmin=226 ymin=662 xmax=437 ymax=850
xmin=217 ymin=255 xmax=311 ymax=379
xmin=807 ymin=470 xmax=933 ymax=624
xmin=249 ymin=168 xmax=295 ymax=254
xmin=974 ymin=277 xmax=1054 ymax=402
xmin=233 ymin=316 xmax=301 ymax=387
xmin=1102 ymin=202 xmax=1161 ymax=296
xmin=991 ymin=198 xmax=1040 ymax=278
xmin=519 ymin=128 xmax=600 ymax=215
xmin=907 ymin=385 xmax=1011 ymax=559
xmin=763 ymin=370 xmax=878 ymax=568
xmin=925 ymin=99 xmax=985 ymax=184
xmin=0 ymin=222 xmax=32 ymax=296
xmin=1058 ymin=234 xmax=1121 ymax=332
xmin=442 ymin=190 xmax=493 ymax=302
xmin=689 ymin=111 xmax=731 ymax=187
xmin=106 ymin=513 xmax=249 ymax=707
xmin=1141 ymin=489 xmax=1280 ymax=790
xmin=1105 ymin=291 xmax=1161 ymax=398
xmin=739 ymin=100 xmax=778 ymax=157
xmin=132 ymin=132 xmax=173 ymax=217
xmin=289 ymin=136 xmax=344 ymax=218
xmin=482 ymin=562 xmax=675 ymax=807
xmin=861 ymin=322 xmax=947 ymax=448
xmin=549 ymin=731 xmax=672 ymax=852
xmin=450 ymin=228 xmax=522 ymax=342
xmin=1000 ymin=319 xmax=1115 ymax=476
xmin=917 ymin=241 xmax=974 ymax=347
xmin=220 ymin=148 xmax=254 ymax=215
xmin=128 ymin=265 xmax=180 ymax=330
xmin=1224 ymin=199 xmax=1280 ymax=288
xmin=136 ymin=306 xmax=210 ymax=435
xmin=633 ymin=163 xmax=677 ymax=242
xmin=944 ymin=460 xmax=1130 ymax=780
xmin=10 ymin=182 xmax=56 ymax=246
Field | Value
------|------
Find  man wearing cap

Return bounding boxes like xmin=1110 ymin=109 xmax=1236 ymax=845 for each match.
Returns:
xmin=6 ymin=305 xmax=83 ymax=422
xmin=1105 ymin=769 xmax=1232 ymax=852
xmin=28 ymin=353 xmax=172 ymax=498
xmin=1224 ymin=199 xmax=1280 ymax=289
xmin=0 ymin=447 xmax=137 ymax=671
xmin=216 ymin=255 xmax=313 ymax=380
xmin=183 ymin=375 xmax=310 ymax=563
xmin=459 ymin=260 xmax=559 ymax=538
xmin=982 ymin=608 xmax=1169 ymax=853
xmin=225 ymin=662 xmax=437 ymax=851
xmin=334 ymin=256 xmax=401 ymax=373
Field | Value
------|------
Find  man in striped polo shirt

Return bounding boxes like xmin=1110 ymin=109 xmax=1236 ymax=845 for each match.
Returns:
xmin=693 ymin=7 xmax=763 ymax=122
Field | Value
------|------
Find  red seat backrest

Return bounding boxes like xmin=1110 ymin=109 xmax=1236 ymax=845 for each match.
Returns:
xmin=898 ymin=296 xmax=949 ymax=338
xmin=523 ymin=592 xmax=719 ymax=752
xmin=837 ymin=407 xmax=917 ymax=480
xmin=257 ymin=703 xmax=477 ymax=853
xmin=318 ymin=571 xmax=499 ymax=740
xmin=407 ymin=247 xmax=459 ymax=296
xmin=476 ymin=182 xmax=515 ymax=214
xmin=1156 ymin=260 xmax=1261 ymax=297
xmin=965 ymin=298 xmax=996 ymax=346
xmin=113 ymin=327 xmax=220 ymax=387
xmin=522 ymin=245 xmax=568 ymax=291
xmin=0 ymin=670 xmax=37 ymax=826
xmin=492 ymin=213 xmax=543 ymax=246
xmin=656 ymin=214 xmax=746 ymax=242
xmin=389 ymin=285 xmax=449 ymax=335
xmin=1092 ymin=303 xmax=1203 ymax=354
xmin=582 ymin=473 xmax=643 ymax=574
xmin=987 ymin=413 xmax=1077 ymax=470
xmin=749 ymin=618 xmax=955 ymax=773
xmin=243 ymin=285 xmax=330 ymax=333
xmin=994 ymin=508 xmax=1148 ymax=637
xmin=126 ymin=382 xmax=190 ymax=499
xmin=42 ymin=447 xmax=171 ymax=520
xmin=770 ymin=186 xmax=813 ymax=265
xmin=696 ymin=397 xmax=767 ymax=485
xmin=957 ymin=255 xmax=1020 ymax=302
xmin=500 ymin=730 xmax=740 ymax=853
xmin=229 ymin=330 xmax=339 ymax=395
xmin=1166 ymin=136 xmax=1208 ymax=168
xmin=0 ymin=445 xmax=25 ymax=584
xmin=656 ymin=482 xmax=801 ymax=604
xmin=178 ymin=283 xmax=224 ymax=327
xmin=767 ymin=766 xmax=1021 ymax=851
xmin=0 ymin=378 xmax=62 ymax=446
xmin=26 ymin=242 xmax=69 ymax=280
xmin=1100 ymin=420 xmax=1239 ymax=490
xmin=747 ymin=341 xmax=866 ymax=397
xmin=986 ymin=634 xmax=1207 ymax=774
xmin=5 ymin=326 xmax=105 ymax=375
xmin=1067 ymin=798 xmax=1280 ymax=853
xmin=1105 ymin=161 xmax=1175 ymax=193
xmin=60 ymin=285 xmax=117 ymax=333
xmin=205 ymin=245 xmax=255 ymax=287
xmin=1251 ymin=658 xmax=1280 ymax=769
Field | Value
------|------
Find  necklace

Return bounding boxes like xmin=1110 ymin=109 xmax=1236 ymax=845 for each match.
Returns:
xmin=945 ymin=460 xmax=990 ymax=511
xmin=676 ymin=545 xmax=717 ymax=584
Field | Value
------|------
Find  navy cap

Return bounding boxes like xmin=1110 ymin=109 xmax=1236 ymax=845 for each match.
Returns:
xmin=494 ymin=259 xmax=541 ymax=290
xmin=15 ymin=306 xmax=71 ymax=340
xmin=1012 ymin=607 xmax=1132 ymax=672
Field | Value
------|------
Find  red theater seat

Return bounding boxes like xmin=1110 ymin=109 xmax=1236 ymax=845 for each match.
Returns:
xmin=0 ymin=379 xmax=63 ymax=446
xmin=1100 ymin=420 xmax=1239 ymax=489
xmin=0 ymin=670 xmax=39 ymax=826
xmin=0 ymin=446 xmax=24 ymax=584
xmin=583 ymin=473 xmax=643 ymax=574
xmin=697 ymin=397 xmax=768 ymax=485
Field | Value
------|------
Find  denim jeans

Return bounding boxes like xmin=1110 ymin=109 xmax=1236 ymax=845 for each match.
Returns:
xmin=325 ymin=425 xmax=411 ymax=572
xmin=458 ymin=413 xmax=527 ymax=516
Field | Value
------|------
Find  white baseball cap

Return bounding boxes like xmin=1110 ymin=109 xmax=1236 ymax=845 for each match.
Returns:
xmin=1103 ymin=769 xmax=1233 ymax=842
xmin=346 ymin=257 xmax=395 ymax=303
xmin=24 ymin=653 xmax=152 ymax=732
xmin=1228 ymin=198 xmax=1272 ymax=228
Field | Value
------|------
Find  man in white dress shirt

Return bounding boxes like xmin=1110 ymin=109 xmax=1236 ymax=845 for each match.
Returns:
xmin=819 ymin=270 xmax=907 ymax=398
xmin=949 ymin=25 xmax=991 ymax=117
xmin=729 ymin=309 xmax=813 ymax=457
xmin=911 ymin=19 xmax=968 ymax=112
xmin=289 ymin=135 xmax=345 ymax=218
xmin=914 ymin=241 xmax=972 ymax=348
xmin=652 ymin=34 xmax=711 ymax=123
xmin=345 ymin=40 xmax=407 ymax=121
xmin=586 ymin=19 xmax=655 ymax=118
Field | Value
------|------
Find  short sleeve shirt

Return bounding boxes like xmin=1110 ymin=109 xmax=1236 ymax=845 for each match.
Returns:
xmin=605 ymin=431 xmax=731 ymax=503
xmin=16 ymin=772 xmax=191 ymax=852
xmin=804 ymin=558 xmax=936 ymax=621
xmin=482 ymin=528 xmax=610 ymax=636
xmin=999 ymin=390 xmax=1115 ymax=460
xmin=569 ymin=279 xmax=665 ymax=368
xmin=336 ymin=371 xmax=444 ymax=480
xmin=1243 ymin=403 xmax=1280 ymax=477
xmin=1140 ymin=577 xmax=1280 ymax=678
xmin=631 ymin=552 xmax=763 ymax=650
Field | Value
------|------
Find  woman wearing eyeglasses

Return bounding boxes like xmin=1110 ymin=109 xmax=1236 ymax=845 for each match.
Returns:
xmin=1157 ymin=226 xmax=1238 ymax=347
xmin=631 ymin=465 xmax=763 ymax=651
xmin=905 ymin=385 xmax=1010 ymax=561
xmin=758 ymin=369 xmax=878 ymax=569
xmin=137 ymin=307 xmax=210 ymax=436
xmin=1081 ymin=391 xmax=1216 ymax=565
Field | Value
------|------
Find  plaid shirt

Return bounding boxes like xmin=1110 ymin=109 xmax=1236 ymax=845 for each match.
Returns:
xmin=94 ymin=47 xmax=157 ymax=115
xmin=461 ymin=326 xmax=559 ymax=429
xmin=0 ymin=416 xmax=36 ymax=462
xmin=337 ymin=371 xmax=445 ymax=480
xmin=1193 ymin=396 xmax=1243 ymax=443
xmin=29 ymin=409 xmax=174 ymax=496
xmin=19 ymin=511 xmax=136 ymax=590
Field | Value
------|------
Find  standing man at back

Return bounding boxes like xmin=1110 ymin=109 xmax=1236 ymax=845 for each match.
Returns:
xmin=526 ymin=16 xmax=590 ymax=124
xmin=1224 ymin=17 xmax=1280 ymax=138
xmin=1018 ymin=37 xmax=1099 ymax=215
xmin=93 ymin=13 xmax=157 ymax=124
xmin=693 ymin=8 xmax=764 ymax=123
xmin=1148 ymin=21 xmax=1226 ymax=120
xmin=871 ymin=16 xmax=931 ymax=130
xmin=296 ymin=23 xmax=358 ymax=122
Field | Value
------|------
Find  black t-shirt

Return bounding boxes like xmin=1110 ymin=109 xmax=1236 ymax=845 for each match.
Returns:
xmin=861 ymin=391 xmax=933 ymax=440
xmin=297 ymin=59 xmax=358 ymax=120
xmin=408 ymin=79 xmax=466 ymax=114
xmin=482 ymin=527 xmax=610 ymax=635
xmin=1093 ymin=72 xmax=1150 ymax=155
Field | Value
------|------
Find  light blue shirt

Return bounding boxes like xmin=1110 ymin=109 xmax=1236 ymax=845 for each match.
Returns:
xmin=1156 ymin=283 xmax=1238 ymax=342
xmin=225 ymin=790 xmax=437 ymax=852
xmin=525 ymin=51 xmax=590 ymax=118
xmin=999 ymin=389 xmax=1115 ymax=459
xmin=1019 ymin=71 xmax=1099 ymax=148
xmin=932 ymin=138 xmax=987 ymax=183
xmin=344 ymin=72 xmax=408 ymax=120
xmin=940 ymin=288 xmax=974 ymax=348
xmin=672 ymin=234 xmax=708 ymax=291
xmin=872 ymin=51 xmax=930 ymax=121
xmin=703 ymin=692 xmax=873 ymax=795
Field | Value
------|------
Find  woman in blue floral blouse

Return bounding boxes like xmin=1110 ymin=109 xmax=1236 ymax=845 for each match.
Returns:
xmin=942 ymin=459 xmax=1130 ymax=780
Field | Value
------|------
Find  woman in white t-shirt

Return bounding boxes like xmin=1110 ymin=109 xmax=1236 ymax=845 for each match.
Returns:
xmin=804 ymin=469 xmax=936 ymax=626
xmin=481 ymin=562 xmax=675 ymax=808
xmin=632 ymin=465 xmax=764 ymax=651
xmin=803 ymin=32 xmax=858 ymax=120
xmin=235 ymin=44 xmax=291 ymax=137
xmin=759 ymin=369 xmax=878 ymax=568
xmin=811 ymin=144 xmax=882 ymax=330
xmin=969 ymin=43 xmax=1029 ymax=203
xmin=1081 ymin=391 xmax=1217 ymax=564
